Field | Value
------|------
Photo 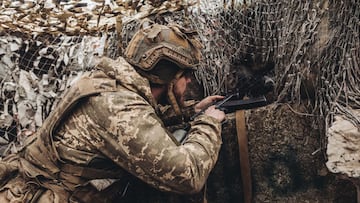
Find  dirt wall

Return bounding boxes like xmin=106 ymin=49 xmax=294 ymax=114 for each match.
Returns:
xmin=205 ymin=103 xmax=356 ymax=203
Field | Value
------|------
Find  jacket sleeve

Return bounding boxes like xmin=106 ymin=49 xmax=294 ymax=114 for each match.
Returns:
xmin=84 ymin=90 xmax=222 ymax=194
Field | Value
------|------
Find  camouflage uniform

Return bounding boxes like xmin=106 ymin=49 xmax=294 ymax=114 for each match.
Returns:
xmin=0 ymin=57 xmax=222 ymax=202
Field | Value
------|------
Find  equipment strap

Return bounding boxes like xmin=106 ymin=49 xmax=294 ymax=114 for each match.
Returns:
xmin=235 ymin=110 xmax=252 ymax=203
xmin=61 ymin=163 xmax=124 ymax=180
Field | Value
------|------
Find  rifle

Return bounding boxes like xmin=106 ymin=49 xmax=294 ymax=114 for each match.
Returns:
xmin=173 ymin=94 xmax=268 ymax=144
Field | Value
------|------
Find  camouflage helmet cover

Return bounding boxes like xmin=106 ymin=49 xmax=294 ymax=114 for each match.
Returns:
xmin=124 ymin=21 xmax=202 ymax=84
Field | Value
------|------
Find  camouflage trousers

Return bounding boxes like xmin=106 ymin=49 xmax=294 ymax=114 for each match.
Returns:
xmin=0 ymin=154 xmax=129 ymax=203
xmin=0 ymin=175 xmax=70 ymax=203
xmin=0 ymin=154 xmax=70 ymax=203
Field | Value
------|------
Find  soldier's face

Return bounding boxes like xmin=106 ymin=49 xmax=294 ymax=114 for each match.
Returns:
xmin=173 ymin=74 xmax=191 ymax=107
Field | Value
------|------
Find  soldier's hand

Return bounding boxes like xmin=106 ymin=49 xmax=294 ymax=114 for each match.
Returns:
xmin=204 ymin=105 xmax=226 ymax=122
xmin=195 ymin=95 xmax=224 ymax=113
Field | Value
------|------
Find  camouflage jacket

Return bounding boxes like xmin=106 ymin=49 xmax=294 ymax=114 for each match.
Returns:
xmin=0 ymin=57 xmax=222 ymax=203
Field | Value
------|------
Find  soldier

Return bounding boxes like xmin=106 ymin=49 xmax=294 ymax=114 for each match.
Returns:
xmin=0 ymin=21 xmax=225 ymax=202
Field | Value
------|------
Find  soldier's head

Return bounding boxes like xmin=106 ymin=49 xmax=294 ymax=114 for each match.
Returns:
xmin=124 ymin=20 xmax=202 ymax=115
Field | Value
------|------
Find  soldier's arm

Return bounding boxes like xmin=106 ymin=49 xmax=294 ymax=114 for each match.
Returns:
xmin=86 ymin=91 xmax=222 ymax=194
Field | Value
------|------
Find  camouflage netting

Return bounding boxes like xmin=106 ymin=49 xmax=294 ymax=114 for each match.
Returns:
xmin=0 ymin=0 xmax=195 ymax=154
xmin=0 ymin=0 xmax=359 ymax=184
xmin=191 ymin=0 xmax=360 ymax=151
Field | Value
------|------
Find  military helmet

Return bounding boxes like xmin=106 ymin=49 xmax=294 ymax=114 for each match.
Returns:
xmin=124 ymin=20 xmax=202 ymax=84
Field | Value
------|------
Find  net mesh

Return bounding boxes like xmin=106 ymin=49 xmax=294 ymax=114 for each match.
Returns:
xmin=0 ymin=0 xmax=359 ymax=158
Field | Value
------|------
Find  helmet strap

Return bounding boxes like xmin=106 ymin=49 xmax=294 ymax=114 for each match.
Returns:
xmin=167 ymin=80 xmax=182 ymax=116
